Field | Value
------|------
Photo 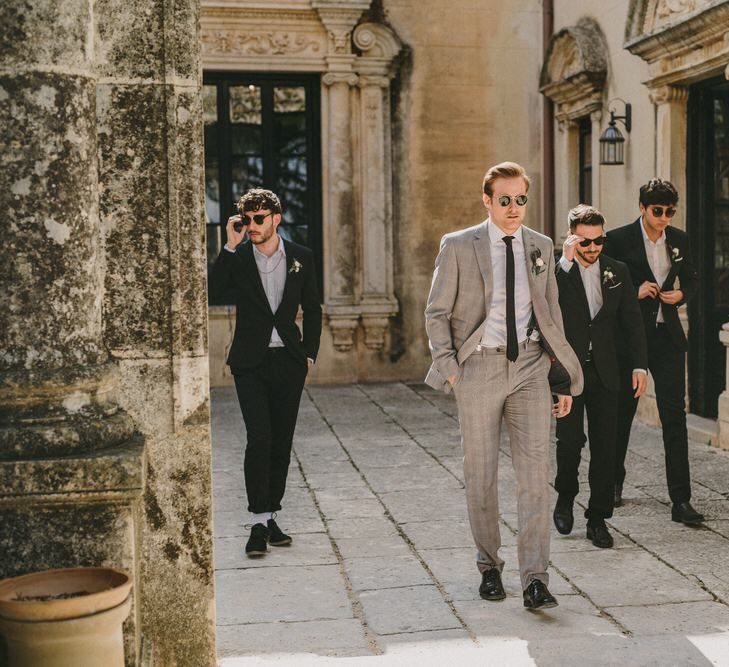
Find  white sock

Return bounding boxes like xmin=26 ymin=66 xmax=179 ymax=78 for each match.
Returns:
xmin=251 ymin=512 xmax=272 ymax=526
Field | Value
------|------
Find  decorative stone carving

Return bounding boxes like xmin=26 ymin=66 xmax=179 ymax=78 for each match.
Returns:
xmin=201 ymin=30 xmax=323 ymax=57
xmin=362 ymin=316 xmax=390 ymax=351
xmin=649 ymin=84 xmax=688 ymax=104
xmin=540 ymin=17 xmax=608 ymax=122
xmin=328 ymin=314 xmax=359 ymax=352
xmin=322 ymin=72 xmax=359 ymax=87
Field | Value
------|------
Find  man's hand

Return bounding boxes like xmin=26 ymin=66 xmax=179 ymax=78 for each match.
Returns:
xmin=553 ymin=394 xmax=572 ymax=418
xmin=447 ymin=374 xmax=457 ymax=386
xmin=225 ymin=215 xmax=247 ymax=249
xmin=632 ymin=372 xmax=647 ymax=398
xmin=659 ymin=289 xmax=683 ymax=305
xmin=562 ymin=234 xmax=584 ymax=263
xmin=638 ymin=281 xmax=660 ymax=299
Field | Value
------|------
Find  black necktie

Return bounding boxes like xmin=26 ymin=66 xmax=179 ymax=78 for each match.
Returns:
xmin=503 ymin=235 xmax=518 ymax=362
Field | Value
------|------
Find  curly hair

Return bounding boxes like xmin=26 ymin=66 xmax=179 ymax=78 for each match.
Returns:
xmin=237 ymin=188 xmax=282 ymax=215
xmin=639 ymin=179 xmax=679 ymax=208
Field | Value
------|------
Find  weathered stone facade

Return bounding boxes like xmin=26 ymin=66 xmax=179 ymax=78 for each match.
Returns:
xmin=1 ymin=1 xmax=215 ymax=664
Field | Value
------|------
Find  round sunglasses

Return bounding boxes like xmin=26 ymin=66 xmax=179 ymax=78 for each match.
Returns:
xmin=234 ymin=211 xmax=274 ymax=232
xmin=497 ymin=194 xmax=528 ymax=207
xmin=649 ymin=206 xmax=676 ymax=218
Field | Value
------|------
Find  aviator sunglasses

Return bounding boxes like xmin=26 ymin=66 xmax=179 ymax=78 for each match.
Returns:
xmin=496 ymin=194 xmax=528 ymax=207
xmin=649 ymin=205 xmax=676 ymax=218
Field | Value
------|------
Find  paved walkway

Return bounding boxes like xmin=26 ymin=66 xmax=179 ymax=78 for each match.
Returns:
xmin=212 ymin=383 xmax=729 ymax=666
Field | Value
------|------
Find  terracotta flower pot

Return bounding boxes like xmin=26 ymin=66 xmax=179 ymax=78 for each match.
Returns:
xmin=0 ymin=568 xmax=132 ymax=667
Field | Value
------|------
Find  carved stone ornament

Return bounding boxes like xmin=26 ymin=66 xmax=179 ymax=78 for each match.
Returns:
xmin=201 ymin=30 xmax=323 ymax=57
xmin=540 ymin=17 xmax=608 ymax=121
xmin=353 ymin=23 xmax=402 ymax=76
xmin=625 ymin=0 xmax=729 ymax=88
xmin=327 ymin=315 xmax=359 ymax=352
xmin=322 ymin=72 xmax=359 ymax=87
xmin=648 ymin=84 xmax=689 ymax=104
xmin=362 ymin=316 xmax=390 ymax=351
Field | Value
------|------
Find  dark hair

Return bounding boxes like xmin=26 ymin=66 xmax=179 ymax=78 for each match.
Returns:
xmin=482 ymin=161 xmax=531 ymax=196
xmin=237 ymin=188 xmax=282 ymax=215
xmin=568 ymin=204 xmax=605 ymax=230
xmin=639 ymin=179 xmax=678 ymax=208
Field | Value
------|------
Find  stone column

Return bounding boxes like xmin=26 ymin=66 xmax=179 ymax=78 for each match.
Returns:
xmin=650 ymin=85 xmax=688 ymax=231
xmin=555 ymin=118 xmax=579 ymax=241
xmin=718 ymin=323 xmax=729 ymax=450
xmin=353 ymin=23 xmax=401 ymax=351
xmin=315 ymin=2 xmax=369 ymax=352
xmin=0 ymin=0 xmax=143 ymax=663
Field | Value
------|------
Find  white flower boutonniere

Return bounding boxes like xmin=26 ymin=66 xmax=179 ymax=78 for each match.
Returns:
xmin=669 ymin=245 xmax=683 ymax=263
xmin=289 ymin=258 xmax=303 ymax=274
xmin=531 ymin=249 xmax=546 ymax=276
xmin=602 ymin=266 xmax=622 ymax=289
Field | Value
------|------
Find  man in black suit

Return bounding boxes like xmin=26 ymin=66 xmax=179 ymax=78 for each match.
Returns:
xmin=553 ymin=205 xmax=647 ymax=548
xmin=604 ymin=179 xmax=703 ymax=526
xmin=210 ymin=189 xmax=322 ymax=556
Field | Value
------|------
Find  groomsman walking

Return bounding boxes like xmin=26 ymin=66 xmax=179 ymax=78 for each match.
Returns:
xmin=553 ymin=205 xmax=647 ymax=548
xmin=604 ymin=179 xmax=703 ymax=526
xmin=425 ymin=162 xmax=583 ymax=610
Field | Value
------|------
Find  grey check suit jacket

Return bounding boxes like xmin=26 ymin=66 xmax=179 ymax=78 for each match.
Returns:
xmin=424 ymin=220 xmax=583 ymax=396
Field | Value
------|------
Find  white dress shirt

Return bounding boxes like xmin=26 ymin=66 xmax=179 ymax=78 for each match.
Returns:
xmin=481 ymin=222 xmax=534 ymax=347
xmin=640 ymin=217 xmax=671 ymax=323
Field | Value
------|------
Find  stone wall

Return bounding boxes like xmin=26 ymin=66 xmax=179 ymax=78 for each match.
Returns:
xmin=0 ymin=1 xmax=215 ymax=664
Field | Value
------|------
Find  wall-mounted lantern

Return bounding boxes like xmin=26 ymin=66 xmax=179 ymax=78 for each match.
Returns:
xmin=599 ymin=100 xmax=632 ymax=166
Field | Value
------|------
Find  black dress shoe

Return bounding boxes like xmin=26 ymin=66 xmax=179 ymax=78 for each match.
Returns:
xmin=671 ymin=501 xmax=704 ymax=526
xmin=245 ymin=523 xmax=270 ymax=557
xmin=479 ymin=568 xmax=506 ymax=601
xmin=267 ymin=518 xmax=292 ymax=546
xmin=614 ymin=483 xmax=623 ymax=508
xmin=553 ymin=496 xmax=574 ymax=535
xmin=586 ymin=522 xmax=614 ymax=548
xmin=523 ymin=579 xmax=558 ymax=610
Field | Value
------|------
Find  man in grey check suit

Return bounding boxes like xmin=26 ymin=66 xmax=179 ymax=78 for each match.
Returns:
xmin=425 ymin=162 xmax=583 ymax=610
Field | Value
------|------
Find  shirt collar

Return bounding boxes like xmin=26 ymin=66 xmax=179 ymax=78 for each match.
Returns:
xmin=640 ymin=217 xmax=666 ymax=245
xmin=252 ymin=235 xmax=286 ymax=260
xmin=487 ymin=219 xmax=523 ymax=246
xmin=577 ymin=259 xmax=600 ymax=275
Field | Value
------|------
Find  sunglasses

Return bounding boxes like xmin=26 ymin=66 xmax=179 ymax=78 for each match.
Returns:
xmin=496 ymin=194 xmax=528 ymax=207
xmin=234 ymin=211 xmax=274 ymax=231
xmin=578 ymin=236 xmax=606 ymax=248
xmin=649 ymin=206 xmax=676 ymax=218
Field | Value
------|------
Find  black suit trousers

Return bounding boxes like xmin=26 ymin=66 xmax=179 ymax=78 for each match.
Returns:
xmin=615 ymin=325 xmax=691 ymax=503
xmin=233 ymin=348 xmax=308 ymax=514
xmin=555 ymin=362 xmax=618 ymax=521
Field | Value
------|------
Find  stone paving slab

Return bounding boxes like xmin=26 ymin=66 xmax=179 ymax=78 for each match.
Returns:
xmin=211 ymin=383 xmax=729 ymax=665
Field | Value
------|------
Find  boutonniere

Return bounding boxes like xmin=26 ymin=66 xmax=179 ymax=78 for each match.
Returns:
xmin=602 ymin=266 xmax=622 ymax=289
xmin=289 ymin=258 xmax=302 ymax=274
xmin=668 ymin=244 xmax=683 ymax=263
xmin=531 ymin=249 xmax=545 ymax=276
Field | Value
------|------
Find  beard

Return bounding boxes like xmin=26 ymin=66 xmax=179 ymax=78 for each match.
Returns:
xmin=249 ymin=226 xmax=274 ymax=244
xmin=577 ymin=249 xmax=600 ymax=264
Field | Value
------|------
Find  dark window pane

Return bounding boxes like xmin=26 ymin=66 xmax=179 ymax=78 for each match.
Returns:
xmin=231 ymin=123 xmax=263 ymax=156
xmin=206 ymin=223 xmax=222 ymax=267
xmin=203 ymin=85 xmax=217 ymax=124
xmin=203 ymin=111 xmax=219 ymax=225
xmin=274 ymin=87 xmax=307 ymax=156
xmin=232 ymin=156 xmax=264 ymax=200
xmin=229 ymin=85 xmax=261 ymax=124
xmin=277 ymin=157 xmax=307 ymax=225
xmin=205 ymin=157 xmax=220 ymax=225
xmin=279 ymin=223 xmax=308 ymax=246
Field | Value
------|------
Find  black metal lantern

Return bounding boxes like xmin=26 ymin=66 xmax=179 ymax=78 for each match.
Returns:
xmin=599 ymin=101 xmax=632 ymax=166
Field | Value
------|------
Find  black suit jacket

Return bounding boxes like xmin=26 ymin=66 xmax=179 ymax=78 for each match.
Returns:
xmin=556 ymin=255 xmax=647 ymax=392
xmin=209 ymin=239 xmax=322 ymax=370
xmin=604 ymin=219 xmax=698 ymax=351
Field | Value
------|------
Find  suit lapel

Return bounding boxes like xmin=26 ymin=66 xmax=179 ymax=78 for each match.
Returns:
xmin=473 ymin=221 xmax=493 ymax=311
xmin=242 ymin=242 xmax=273 ymax=313
xmin=632 ymin=218 xmax=658 ymax=283
xmin=522 ymin=226 xmax=539 ymax=296
xmin=568 ymin=261 xmax=592 ymax=321
xmin=662 ymin=226 xmax=681 ymax=290
xmin=594 ymin=256 xmax=615 ymax=320
xmin=277 ymin=239 xmax=297 ymax=315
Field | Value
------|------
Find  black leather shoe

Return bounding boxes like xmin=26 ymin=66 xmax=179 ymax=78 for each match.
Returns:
xmin=267 ymin=518 xmax=292 ymax=546
xmin=671 ymin=501 xmax=704 ymax=526
xmin=523 ymin=579 xmax=558 ymax=610
xmin=245 ymin=523 xmax=270 ymax=557
xmin=553 ymin=496 xmax=574 ymax=535
xmin=586 ymin=522 xmax=614 ymax=548
xmin=479 ymin=568 xmax=506 ymax=601
xmin=614 ymin=483 xmax=623 ymax=508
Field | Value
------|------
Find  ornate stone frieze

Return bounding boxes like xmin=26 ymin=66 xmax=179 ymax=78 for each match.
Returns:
xmin=540 ymin=17 xmax=608 ymax=121
xmin=201 ymin=30 xmax=323 ymax=57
